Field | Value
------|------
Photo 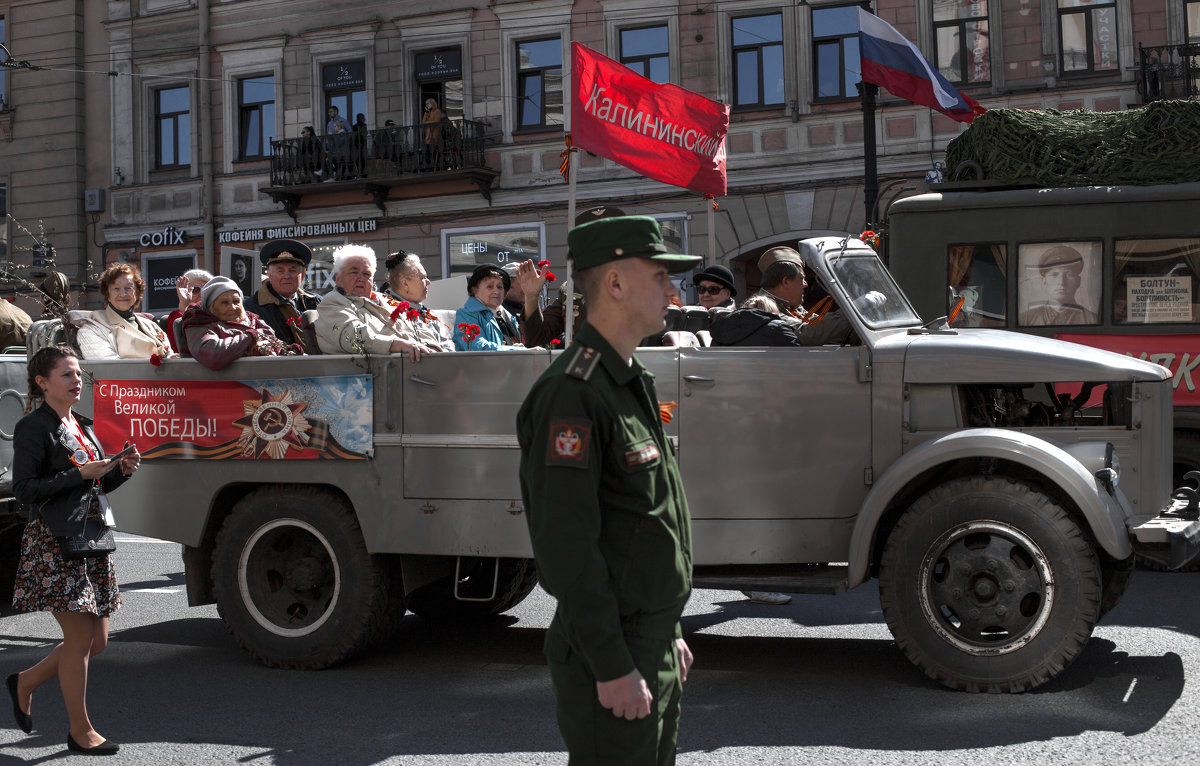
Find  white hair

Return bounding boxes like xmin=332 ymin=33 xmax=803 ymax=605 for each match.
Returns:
xmin=331 ymin=244 xmax=377 ymax=278
xmin=183 ymin=268 xmax=213 ymax=282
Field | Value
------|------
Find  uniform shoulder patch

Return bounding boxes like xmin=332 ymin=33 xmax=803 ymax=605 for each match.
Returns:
xmin=546 ymin=417 xmax=592 ymax=468
xmin=564 ymin=345 xmax=601 ymax=381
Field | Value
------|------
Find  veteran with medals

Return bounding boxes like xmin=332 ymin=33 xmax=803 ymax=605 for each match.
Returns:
xmin=516 ymin=216 xmax=698 ymax=765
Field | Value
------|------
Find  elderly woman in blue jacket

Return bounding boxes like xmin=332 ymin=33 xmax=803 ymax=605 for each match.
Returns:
xmin=454 ymin=264 xmax=524 ymax=350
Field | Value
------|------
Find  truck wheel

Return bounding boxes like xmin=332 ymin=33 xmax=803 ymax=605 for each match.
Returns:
xmin=879 ymin=476 xmax=1102 ymax=693
xmin=212 ymin=486 xmax=392 ymax=669
xmin=407 ymin=557 xmax=537 ymax=621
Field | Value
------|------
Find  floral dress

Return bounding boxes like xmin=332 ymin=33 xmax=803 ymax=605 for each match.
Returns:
xmin=11 ymin=492 xmax=121 ymax=617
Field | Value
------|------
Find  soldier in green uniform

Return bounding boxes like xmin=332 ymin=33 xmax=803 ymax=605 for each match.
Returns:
xmin=517 ymin=216 xmax=700 ymax=765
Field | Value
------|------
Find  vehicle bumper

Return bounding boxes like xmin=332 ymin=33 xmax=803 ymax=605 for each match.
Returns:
xmin=1129 ymin=502 xmax=1200 ymax=570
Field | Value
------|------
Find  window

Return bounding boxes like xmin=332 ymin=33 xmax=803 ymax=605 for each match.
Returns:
xmin=1058 ymin=0 xmax=1118 ymax=74
xmin=155 ymin=86 xmax=191 ymax=169
xmin=732 ymin=13 xmax=784 ymax=108
xmin=1114 ymin=238 xmax=1200 ymax=324
xmin=1018 ymin=241 xmax=1102 ymax=327
xmin=442 ymin=223 xmax=546 ymax=276
xmin=1189 ymin=1 xmax=1200 ymax=42
xmin=812 ymin=6 xmax=861 ymax=100
xmin=237 ymin=75 xmax=274 ymax=161
xmin=620 ymin=25 xmax=670 ymax=84
xmin=934 ymin=0 xmax=991 ymax=85
xmin=322 ymin=61 xmax=367 ymax=132
xmin=947 ymin=244 xmax=1007 ymax=327
xmin=516 ymin=38 xmax=563 ymax=131
xmin=415 ymin=47 xmax=464 ymax=122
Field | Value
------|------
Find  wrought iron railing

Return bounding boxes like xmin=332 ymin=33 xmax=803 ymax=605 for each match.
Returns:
xmin=1137 ymin=42 xmax=1200 ymax=103
xmin=269 ymin=118 xmax=489 ymax=187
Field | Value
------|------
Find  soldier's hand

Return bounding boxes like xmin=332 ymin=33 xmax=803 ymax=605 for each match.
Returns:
xmin=596 ymin=669 xmax=652 ymax=720
xmin=676 ymin=638 xmax=693 ymax=682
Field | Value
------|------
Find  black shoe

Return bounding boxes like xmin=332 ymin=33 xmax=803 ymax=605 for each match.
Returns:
xmin=67 ymin=733 xmax=120 ymax=755
xmin=6 ymin=672 xmax=32 ymax=734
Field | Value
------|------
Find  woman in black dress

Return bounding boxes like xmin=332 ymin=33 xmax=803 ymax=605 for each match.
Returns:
xmin=5 ymin=345 xmax=139 ymax=755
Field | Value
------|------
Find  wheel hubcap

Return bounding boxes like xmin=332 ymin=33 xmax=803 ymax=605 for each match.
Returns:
xmin=238 ymin=519 xmax=341 ymax=637
xmin=918 ymin=520 xmax=1054 ymax=655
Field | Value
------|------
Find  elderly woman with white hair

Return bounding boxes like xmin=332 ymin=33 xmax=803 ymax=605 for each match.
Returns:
xmin=179 ymin=276 xmax=300 ymax=370
xmin=313 ymin=244 xmax=437 ymax=361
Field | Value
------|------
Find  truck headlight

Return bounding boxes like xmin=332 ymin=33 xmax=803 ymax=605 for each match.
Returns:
xmin=1095 ymin=442 xmax=1120 ymax=494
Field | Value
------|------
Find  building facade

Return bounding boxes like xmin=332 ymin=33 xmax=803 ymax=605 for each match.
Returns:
xmin=4 ymin=0 xmax=1198 ymax=313
xmin=0 ymin=0 xmax=108 ymax=316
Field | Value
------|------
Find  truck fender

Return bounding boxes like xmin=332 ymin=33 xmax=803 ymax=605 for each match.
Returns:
xmin=847 ymin=428 xmax=1131 ymax=588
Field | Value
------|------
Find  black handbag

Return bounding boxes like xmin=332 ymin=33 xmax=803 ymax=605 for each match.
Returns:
xmin=59 ymin=490 xmax=117 ymax=560
xmin=61 ymin=516 xmax=116 ymax=560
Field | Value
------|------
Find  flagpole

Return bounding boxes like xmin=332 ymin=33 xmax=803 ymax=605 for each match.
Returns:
xmin=706 ymin=199 xmax=715 ymax=269
xmin=859 ymin=1 xmax=879 ymax=231
xmin=565 ymin=143 xmax=577 ymax=346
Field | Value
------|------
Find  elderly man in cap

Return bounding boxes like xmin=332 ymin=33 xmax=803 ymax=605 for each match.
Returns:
xmin=691 ymin=264 xmax=737 ymax=309
xmin=517 ymin=215 xmax=698 ymax=766
xmin=244 ymin=238 xmax=322 ymax=352
xmin=747 ymin=245 xmax=852 ymax=346
xmin=1019 ymin=245 xmax=1098 ymax=326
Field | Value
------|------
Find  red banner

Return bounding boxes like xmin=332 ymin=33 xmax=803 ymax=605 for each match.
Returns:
xmin=572 ymin=42 xmax=729 ymax=197
xmin=92 ymin=376 xmax=373 ymax=460
xmin=1056 ymin=333 xmax=1200 ymax=406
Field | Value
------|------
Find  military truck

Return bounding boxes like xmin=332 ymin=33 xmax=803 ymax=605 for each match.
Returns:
xmin=12 ymin=237 xmax=1200 ymax=693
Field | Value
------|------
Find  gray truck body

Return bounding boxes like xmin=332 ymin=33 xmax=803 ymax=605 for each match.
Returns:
xmin=5 ymin=237 xmax=1197 ymax=691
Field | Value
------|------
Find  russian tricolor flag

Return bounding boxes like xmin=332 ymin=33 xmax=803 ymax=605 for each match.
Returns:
xmin=857 ymin=8 xmax=985 ymax=123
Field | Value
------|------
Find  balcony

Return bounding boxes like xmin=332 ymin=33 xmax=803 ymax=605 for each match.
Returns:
xmin=262 ymin=118 xmax=498 ymax=219
xmin=1137 ymin=42 xmax=1200 ymax=103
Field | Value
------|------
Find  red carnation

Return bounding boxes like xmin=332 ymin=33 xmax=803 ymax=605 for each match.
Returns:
xmin=545 ymin=271 xmax=557 ymax=283
xmin=406 ymin=309 xmax=419 ymax=321
xmin=537 ymin=260 xmax=550 ymax=269
xmin=550 ymin=338 xmax=562 ymax=347
xmin=150 ymin=354 xmax=162 ymax=367
xmin=286 ymin=316 xmax=301 ymax=327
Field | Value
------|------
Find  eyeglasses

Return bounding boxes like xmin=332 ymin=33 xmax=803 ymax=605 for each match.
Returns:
xmin=696 ymin=284 xmax=727 ymax=296
xmin=190 ymin=286 xmax=204 ymax=294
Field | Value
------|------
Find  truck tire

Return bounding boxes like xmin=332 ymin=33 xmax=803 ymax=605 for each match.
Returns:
xmin=878 ymin=476 xmax=1102 ymax=693
xmin=407 ymin=557 xmax=537 ymax=622
xmin=211 ymin=486 xmax=392 ymax=669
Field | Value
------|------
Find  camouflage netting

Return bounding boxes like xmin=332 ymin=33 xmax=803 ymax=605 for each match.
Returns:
xmin=944 ymin=100 xmax=1200 ymax=187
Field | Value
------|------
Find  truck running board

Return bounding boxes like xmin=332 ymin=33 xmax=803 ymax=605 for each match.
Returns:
xmin=692 ymin=564 xmax=849 ymax=596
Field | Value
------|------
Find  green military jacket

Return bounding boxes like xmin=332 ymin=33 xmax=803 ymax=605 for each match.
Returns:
xmin=517 ymin=323 xmax=693 ymax=682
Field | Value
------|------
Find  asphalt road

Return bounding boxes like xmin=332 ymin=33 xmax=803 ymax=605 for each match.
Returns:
xmin=1 ymin=536 xmax=1199 ymax=765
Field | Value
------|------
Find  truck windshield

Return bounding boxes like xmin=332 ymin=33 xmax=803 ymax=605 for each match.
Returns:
xmin=830 ymin=254 xmax=922 ymax=329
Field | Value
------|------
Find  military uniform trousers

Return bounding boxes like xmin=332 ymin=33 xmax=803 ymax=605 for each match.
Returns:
xmin=545 ymin=620 xmax=682 ymax=766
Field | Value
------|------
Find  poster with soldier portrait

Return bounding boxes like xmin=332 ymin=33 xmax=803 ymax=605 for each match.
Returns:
xmin=1018 ymin=241 xmax=1102 ymax=326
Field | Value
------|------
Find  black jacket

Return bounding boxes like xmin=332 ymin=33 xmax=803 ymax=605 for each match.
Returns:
xmin=13 ymin=403 xmax=129 ymax=537
xmin=244 ymin=283 xmax=321 ymax=352
xmin=709 ymin=308 xmax=804 ymax=347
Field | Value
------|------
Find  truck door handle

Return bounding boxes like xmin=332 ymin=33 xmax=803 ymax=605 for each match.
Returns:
xmin=408 ymin=375 xmax=436 ymax=386
xmin=683 ymin=375 xmax=714 ymax=384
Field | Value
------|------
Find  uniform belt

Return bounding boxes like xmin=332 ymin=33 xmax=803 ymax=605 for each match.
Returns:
xmin=619 ymin=610 xmax=679 ymax=640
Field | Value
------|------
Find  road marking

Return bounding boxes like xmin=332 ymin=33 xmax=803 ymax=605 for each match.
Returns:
xmin=1122 ymin=678 xmax=1137 ymax=703
xmin=114 ymin=537 xmax=178 ymax=543
xmin=123 ymin=588 xmax=183 ymax=593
